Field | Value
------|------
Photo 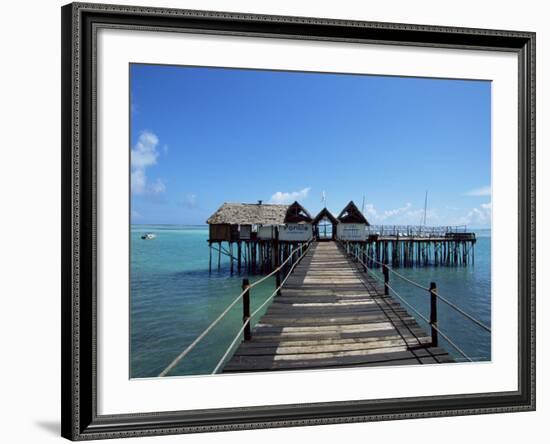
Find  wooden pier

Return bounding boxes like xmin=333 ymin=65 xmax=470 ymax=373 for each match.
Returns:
xmin=206 ymin=202 xmax=476 ymax=274
xmin=223 ymin=241 xmax=453 ymax=373
xmin=158 ymin=201 xmax=485 ymax=377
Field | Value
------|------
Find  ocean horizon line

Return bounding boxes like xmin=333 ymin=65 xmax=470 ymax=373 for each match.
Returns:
xmin=131 ymin=223 xmax=492 ymax=230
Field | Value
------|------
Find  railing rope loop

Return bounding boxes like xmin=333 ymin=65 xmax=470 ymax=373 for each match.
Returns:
xmin=365 ymin=270 xmax=473 ymax=362
xmin=341 ymin=240 xmax=489 ymax=363
xmin=211 ymin=241 xmax=312 ymax=374
xmin=159 ymin=239 xmax=313 ymax=377
xmin=343 ymin=241 xmax=490 ymax=333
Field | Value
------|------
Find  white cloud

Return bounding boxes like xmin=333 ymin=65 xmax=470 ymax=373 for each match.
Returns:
xmin=150 ymin=178 xmax=166 ymax=194
xmin=382 ymin=202 xmax=412 ymax=220
xmin=405 ymin=207 xmax=438 ymax=224
xmin=363 ymin=202 xmax=413 ymax=222
xmin=131 ymin=169 xmax=146 ymax=195
xmin=131 ymin=131 xmax=166 ymax=196
xmin=270 ymin=187 xmax=311 ymax=204
xmin=361 ymin=202 xmax=440 ymax=225
xmin=464 ymin=185 xmax=491 ymax=197
xmin=131 ymin=131 xmax=159 ymax=169
xmin=457 ymin=202 xmax=492 ymax=227
xmin=363 ymin=203 xmax=378 ymax=219
xmin=131 ymin=209 xmax=142 ymax=219
xmin=363 ymin=200 xmax=492 ymax=227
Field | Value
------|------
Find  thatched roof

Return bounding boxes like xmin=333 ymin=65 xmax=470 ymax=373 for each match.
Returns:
xmin=207 ymin=202 xmax=290 ymax=225
xmin=337 ymin=201 xmax=369 ymax=225
xmin=313 ymin=208 xmax=339 ymax=225
xmin=285 ymin=201 xmax=313 ymax=223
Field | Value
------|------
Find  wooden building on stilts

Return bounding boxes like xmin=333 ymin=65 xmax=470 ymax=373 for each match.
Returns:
xmin=207 ymin=198 xmax=477 ymax=273
xmin=206 ymin=200 xmax=313 ymax=275
xmin=334 ymin=201 xmax=476 ymax=268
xmin=336 ymin=201 xmax=369 ymax=242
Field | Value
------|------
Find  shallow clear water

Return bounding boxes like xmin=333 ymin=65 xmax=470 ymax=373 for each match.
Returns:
xmin=130 ymin=225 xmax=277 ymax=378
xmin=367 ymin=229 xmax=491 ymax=363
xmin=130 ymin=226 xmax=491 ymax=377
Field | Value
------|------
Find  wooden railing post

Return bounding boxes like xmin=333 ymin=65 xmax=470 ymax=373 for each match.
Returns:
xmin=383 ymin=264 xmax=389 ymax=295
xmin=274 ymin=233 xmax=281 ymax=296
xmin=242 ymin=278 xmax=251 ymax=341
xmin=429 ymin=282 xmax=438 ymax=347
xmin=273 ymin=229 xmax=279 ymax=271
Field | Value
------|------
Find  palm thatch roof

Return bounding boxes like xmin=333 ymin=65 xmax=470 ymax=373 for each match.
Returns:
xmin=284 ymin=201 xmax=313 ymax=223
xmin=207 ymin=202 xmax=290 ymax=225
xmin=337 ymin=201 xmax=369 ymax=225
xmin=312 ymin=207 xmax=339 ymax=225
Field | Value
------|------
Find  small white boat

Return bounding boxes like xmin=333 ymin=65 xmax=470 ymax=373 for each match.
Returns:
xmin=141 ymin=233 xmax=156 ymax=240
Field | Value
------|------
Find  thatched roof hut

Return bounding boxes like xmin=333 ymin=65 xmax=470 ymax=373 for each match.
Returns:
xmin=337 ymin=201 xmax=369 ymax=225
xmin=313 ymin=207 xmax=339 ymax=226
xmin=284 ymin=201 xmax=313 ymax=224
xmin=207 ymin=201 xmax=312 ymax=241
xmin=207 ymin=202 xmax=289 ymax=226
xmin=336 ymin=201 xmax=369 ymax=241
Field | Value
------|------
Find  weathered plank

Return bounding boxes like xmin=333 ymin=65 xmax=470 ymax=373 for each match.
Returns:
xmin=223 ymin=241 xmax=453 ymax=372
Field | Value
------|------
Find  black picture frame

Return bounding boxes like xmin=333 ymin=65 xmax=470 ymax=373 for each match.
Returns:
xmin=61 ymin=2 xmax=536 ymax=440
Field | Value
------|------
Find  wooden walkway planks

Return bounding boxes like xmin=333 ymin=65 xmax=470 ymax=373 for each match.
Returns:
xmin=223 ymin=241 xmax=453 ymax=373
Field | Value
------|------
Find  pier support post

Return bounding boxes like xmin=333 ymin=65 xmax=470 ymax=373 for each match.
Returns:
xmin=383 ymin=264 xmax=389 ymax=296
xmin=242 ymin=278 xmax=251 ymax=341
xmin=237 ymin=242 xmax=242 ymax=273
xmin=429 ymin=282 xmax=438 ymax=347
xmin=208 ymin=242 xmax=212 ymax=273
xmin=230 ymin=242 xmax=234 ymax=275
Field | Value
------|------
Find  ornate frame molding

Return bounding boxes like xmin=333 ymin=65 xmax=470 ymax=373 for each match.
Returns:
xmin=61 ymin=3 xmax=535 ymax=440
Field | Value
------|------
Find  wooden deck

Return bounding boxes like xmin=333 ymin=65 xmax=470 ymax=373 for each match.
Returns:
xmin=223 ymin=241 xmax=453 ymax=373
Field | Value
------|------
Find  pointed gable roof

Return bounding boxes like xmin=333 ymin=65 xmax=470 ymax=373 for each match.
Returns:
xmin=337 ymin=201 xmax=369 ymax=225
xmin=312 ymin=207 xmax=339 ymax=225
xmin=284 ymin=201 xmax=313 ymax=223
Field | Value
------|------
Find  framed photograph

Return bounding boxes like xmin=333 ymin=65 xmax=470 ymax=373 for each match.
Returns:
xmin=61 ymin=2 xmax=535 ymax=440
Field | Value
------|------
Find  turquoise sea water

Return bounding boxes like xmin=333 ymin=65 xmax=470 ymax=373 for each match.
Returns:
xmin=367 ymin=229 xmax=491 ymax=363
xmin=130 ymin=226 xmax=491 ymax=378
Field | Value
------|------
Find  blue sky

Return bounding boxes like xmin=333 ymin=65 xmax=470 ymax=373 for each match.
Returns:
xmin=130 ymin=64 xmax=491 ymax=228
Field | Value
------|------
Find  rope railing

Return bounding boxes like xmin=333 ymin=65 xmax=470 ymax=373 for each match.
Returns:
xmin=345 ymin=242 xmax=491 ymax=332
xmin=212 ymin=241 xmax=312 ymax=374
xmin=365 ymin=270 xmax=473 ymax=362
xmin=341 ymin=241 xmax=490 ymax=362
xmin=211 ymin=318 xmax=251 ymax=375
xmin=159 ymin=240 xmax=313 ymax=377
